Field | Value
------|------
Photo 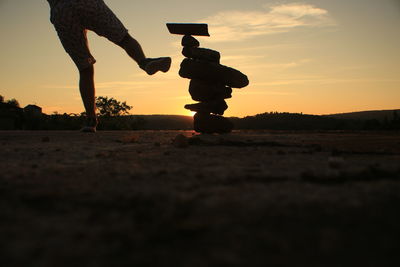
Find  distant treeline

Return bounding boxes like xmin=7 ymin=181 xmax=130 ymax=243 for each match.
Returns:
xmin=19 ymin=114 xmax=193 ymax=131
xmin=230 ymin=111 xmax=400 ymax=131
xmin=8 ymin=112 xmax=400 ymax=131
xmin=2 ymin=94 xmax=399 ymax=131
xmin=2 ymin=106 xmax=400 ymax=131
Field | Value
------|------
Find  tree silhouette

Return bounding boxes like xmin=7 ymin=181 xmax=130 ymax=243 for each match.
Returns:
xmin=0 ymin=95 xmax=4 ymax=103
xmin=6 ymin=98 xmax=20 ymax=108
xmin=95 ymin=96 xmax=132 ymax=117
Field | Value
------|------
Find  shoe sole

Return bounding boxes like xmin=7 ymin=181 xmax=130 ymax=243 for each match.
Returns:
xmin=145 ymin=57 xmax=171 ymax=75
xmin=80 ymin=126 xmax=96 ymax=133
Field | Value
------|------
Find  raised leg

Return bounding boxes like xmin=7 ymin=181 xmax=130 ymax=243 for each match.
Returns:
xmin=117 ymin=34 xmax=146 ymax=64
xmin=117 ymin=33 xmax=171 ymax=75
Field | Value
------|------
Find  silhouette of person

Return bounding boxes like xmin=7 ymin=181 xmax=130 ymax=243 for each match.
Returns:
xmin=47 ymin=0 xmax=171 ymax=132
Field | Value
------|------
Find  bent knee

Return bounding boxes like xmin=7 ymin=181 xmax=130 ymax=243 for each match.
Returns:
xmin=79 ymin=65 xmax=94 ymax=76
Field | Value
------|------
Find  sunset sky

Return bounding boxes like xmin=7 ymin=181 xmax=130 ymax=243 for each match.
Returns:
xmin=0 ymin=0 xmax=399 ymax=117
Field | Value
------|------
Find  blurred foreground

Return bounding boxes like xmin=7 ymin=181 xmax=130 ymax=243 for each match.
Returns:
xmin=1 ymin=130 xmax=399 ymax=266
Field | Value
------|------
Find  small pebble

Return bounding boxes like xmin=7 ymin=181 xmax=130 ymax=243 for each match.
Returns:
xmin=118 ymin=135 xmax=137 ymax=144
xmin=328 ymin=157 xmax=345 ymax=169
xmin=172 ymin=134 xmax=189 ymax=148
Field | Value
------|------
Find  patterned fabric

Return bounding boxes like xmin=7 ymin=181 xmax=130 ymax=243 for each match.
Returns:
xmin=49 ymin=0 xmax=128 ymax=70
xmin=47 ymin=0 xmax=62 ymax=8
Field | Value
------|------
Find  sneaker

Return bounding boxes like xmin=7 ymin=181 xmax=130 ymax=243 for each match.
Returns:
xmin=80 ymin=117 xmax=98 ymax=133
xmin=139 ymin=57 xmax=171 ymax=75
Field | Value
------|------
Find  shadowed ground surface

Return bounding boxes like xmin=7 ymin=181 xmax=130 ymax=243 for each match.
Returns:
xmin=1 ymin=130 xmax=400 ymax=266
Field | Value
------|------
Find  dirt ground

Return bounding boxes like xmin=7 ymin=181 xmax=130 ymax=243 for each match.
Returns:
xmin=1 ymin=130 xmax=400 ymax=266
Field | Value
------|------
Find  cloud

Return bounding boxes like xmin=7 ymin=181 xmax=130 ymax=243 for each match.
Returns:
xmin=199 ymin=3 xmax=335 ymax=42
xmin=42 ymin=81 xmax=163 ymax=91
xmin=251 ymin=77 xmax=400 ymax=87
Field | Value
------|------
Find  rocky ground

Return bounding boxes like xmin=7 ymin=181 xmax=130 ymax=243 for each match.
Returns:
xmin=1 ymin=130 xmax=399 ymax=266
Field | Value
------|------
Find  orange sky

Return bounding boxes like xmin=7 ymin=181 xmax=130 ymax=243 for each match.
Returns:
xmin=0 ymin=0 xmax=399 ymax=117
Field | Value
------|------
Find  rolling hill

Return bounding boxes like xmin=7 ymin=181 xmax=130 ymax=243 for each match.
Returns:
xmin=324 ymin=109 xmax=400 ymax=122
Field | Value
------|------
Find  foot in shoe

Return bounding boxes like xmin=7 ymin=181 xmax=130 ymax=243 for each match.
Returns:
xmin=80 ymin=126 xmax=96 ymax=133
xmin=80 ymin=117 xmax=98 ymax=133
xmin=140 ymin=57 xmax=171 ymax=75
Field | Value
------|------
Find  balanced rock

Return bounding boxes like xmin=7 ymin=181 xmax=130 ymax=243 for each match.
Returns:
xmin=185 ymin=100 xmax=228 ymax=115
xmin=179 ymin=58 xmax=249 ymax=88
xmin=182 ymin=47 xmax=221 ymax=63
xmin=194 ymin=113 xmax=234 ymax=134
xmin=181 ymin=35 xmax=200 ymax=47
xmin=189 ymin=79 xmax=232 ymax=102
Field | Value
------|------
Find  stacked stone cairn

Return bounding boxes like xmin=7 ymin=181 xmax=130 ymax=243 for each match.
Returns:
xmin=179 ymin=35 xmax=249 ymax=134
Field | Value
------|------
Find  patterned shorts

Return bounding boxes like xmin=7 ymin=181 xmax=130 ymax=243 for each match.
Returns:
xmin=50 ymin=0 xmax=128 ymax=70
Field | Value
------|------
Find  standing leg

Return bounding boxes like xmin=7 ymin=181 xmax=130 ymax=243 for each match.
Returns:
xmin=79 ymin=65 xmax=98 ymax=132
xmin=79 ymin=65 xmax=96 ymax=119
